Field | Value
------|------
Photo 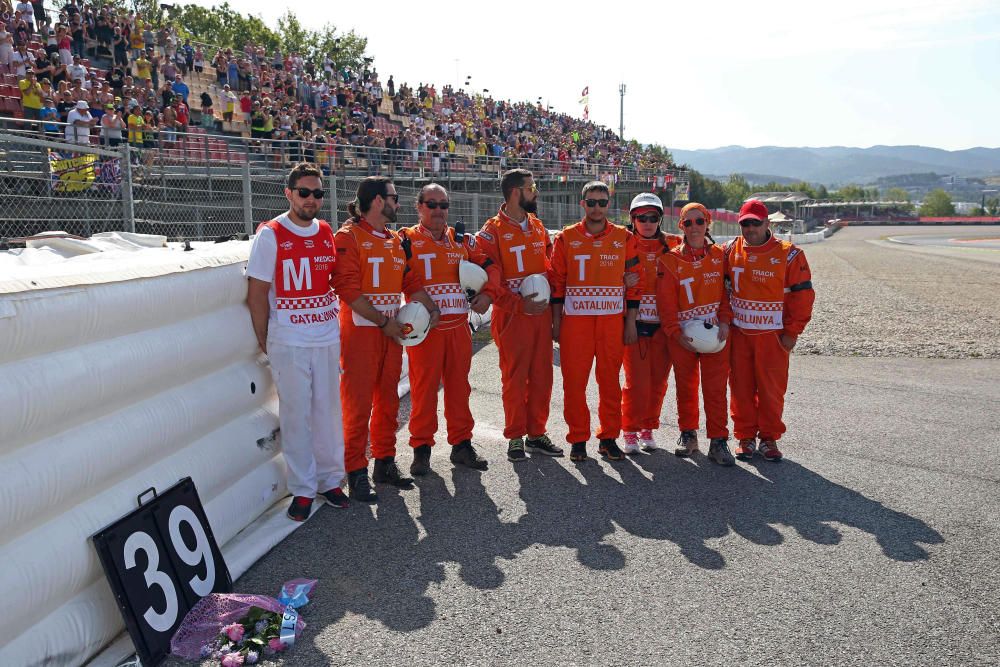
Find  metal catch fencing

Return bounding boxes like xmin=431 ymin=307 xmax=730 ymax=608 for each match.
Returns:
xmin=1 ymin=125 xmax=691 ymax=242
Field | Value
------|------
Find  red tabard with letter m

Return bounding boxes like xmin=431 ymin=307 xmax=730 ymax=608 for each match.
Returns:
xmin=262 ymin=219 xmax=339 ymax=329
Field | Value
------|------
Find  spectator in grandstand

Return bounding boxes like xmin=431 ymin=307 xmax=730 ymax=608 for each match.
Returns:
xmin=126 ymin=103 xmax=143 ymax=144
xmin=141 ymin=108 xmax=158 ymax=149
xmin=112 ymin=24 xmax=127 ymax=66
xmin=40 ymin=97 xmax=59 ymax=136
xmin=170 ymin=72 xmax=188 ymax=104
xmin=18 ymin=67 xmax=42 ymax=120
xmin=64 ymin=98 xmax=94 ymax=144
xmin=160 ymin=100 xmax=177 ymax=146
xmin=0 ymin=22 xmax=13 ymax=67
xmin=14 ymin=1 xmax=32 ymax=31
xmin=100 ymin=103 xmax=123 ymax=146
xmin=67 ymin=53 xmax=85 ymax=84
xmin=193 ymin=44 xmax=204 ymax=73
xmin=11 ymin=41 xmax=31 ymax=75
xmin=171 ymin=94 xmax=188 ymax=132
xmin=200 ymin=89 xmax=214 ymax=128
xmin=216 ymin=83 xmax=234 ymax=121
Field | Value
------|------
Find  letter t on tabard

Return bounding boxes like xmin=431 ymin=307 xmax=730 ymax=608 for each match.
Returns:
xmin=368 ymin=256 xmax=383 ymax=287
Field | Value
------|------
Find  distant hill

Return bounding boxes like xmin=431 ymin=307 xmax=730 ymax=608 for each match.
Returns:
xmin=670 ymin=145 xmax=1000 ymax=185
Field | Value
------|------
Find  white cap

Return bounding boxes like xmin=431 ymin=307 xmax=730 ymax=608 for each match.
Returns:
xmin=629 ymin=192 xmax=664 ymax=213
xmin=75 ymin=100 xmax=89 ymax=109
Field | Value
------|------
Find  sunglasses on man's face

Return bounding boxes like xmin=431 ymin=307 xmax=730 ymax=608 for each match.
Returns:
xmin=584 ymin=198 xmax=609 ymax=208
xmin=294 ymin=187 xmax=324 ymax=199
xmin=683 ymin=218 xmax=706 ymax=227
xmin=634 ymin=214 xmax=661 ymax=224
xmin=422 ymin=200 xmax=449 ymax=209
xmin=382 ymin=193 xmax=399 ymax=204
xmin=739 ymin=218 xmax=764 ymax=227
xmin=521 ymin=184 xmax=538 ymax=193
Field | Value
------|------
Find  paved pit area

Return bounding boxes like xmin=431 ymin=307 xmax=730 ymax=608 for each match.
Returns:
xmin=169 ymin=225 xmax=1000 ymax=666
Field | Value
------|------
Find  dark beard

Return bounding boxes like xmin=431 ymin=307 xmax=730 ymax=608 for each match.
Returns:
xmin=521 ymin=195 xmax=538 ymax=214
xmin=383 ymin=206 xmax=397 ymax=224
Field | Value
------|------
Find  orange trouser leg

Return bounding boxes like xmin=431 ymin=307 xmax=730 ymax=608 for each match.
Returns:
xmin=340 ymin=322 xmax=402 ymax=472
xmin=593 ymin=316 xmax=625 ymax=440
xmin=699 ymin=343 xmax=730 ymax=439
xmin=728 ymin=327 xmax=758 ymax=441
xmin=493 ymin=308 xmax=553 ymax=439
xmin=754 ymin=331 xmax=790 ymax=441
xmin=668 ymin=336 xmax=702 ymax=433
xmin=559 ymin=315 xmax=597 ymax=444
xmin=730 ymin=328 xmax=789 ymax=441
xmin=405 ymin=323 xmax=445 ymax=447
xmin=622 ymin=327 xmax=671 ymax=431
xmin=441 ymin=323 xmax=474 ymax=445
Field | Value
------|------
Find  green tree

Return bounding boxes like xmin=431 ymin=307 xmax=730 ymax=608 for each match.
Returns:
xmin=834 ymin=185 xmax=868 ymax=201
xmin=685 ymin=169 xmax=726 ymax=209
xmin=816 ymin=184 xmax=829 ymax=199
xmin=884 ymin=187 xmax=910 ymax=202
xmin=918 ymin=189 xmax=955 ymax=216
xmin=985 ymin=197 xmax=1000 ymax=216
xmin=723 ymin=174 xmax=751 ymax=211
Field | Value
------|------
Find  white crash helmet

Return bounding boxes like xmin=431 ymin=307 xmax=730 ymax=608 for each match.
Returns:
xmin=396 ymin=301 xmax=431 ymax=347
xmin=681 ymin=319 xmax=726 ymax=354
xmin=629 ymin=192 xmax=664 ymax=213
xmin=519 ymin=273 xmax=551 ymax=304
xmin=459 ymin=260 xmax=488 ymax=299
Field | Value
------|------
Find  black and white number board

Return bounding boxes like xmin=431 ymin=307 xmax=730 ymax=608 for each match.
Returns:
xmin=92 ymin=477 xmax=232 ymax=666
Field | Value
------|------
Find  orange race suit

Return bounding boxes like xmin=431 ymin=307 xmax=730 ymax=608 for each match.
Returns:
xmin=657 ymin=242 xmax=733 ymax=439
xmin=477 ymin=206 xmax=554 ymax=440
xmin=622 ymin=231 xmax=681 ymax=432
xmin=725 ymin=233 xmax=814 ymax=442
xmin=399 ymin=222 xmax=501 ymax=448
xmin=331 ymin=218 xmax=422 ymax=473
xmin=549 ymin=220 xmax=643 ymax=444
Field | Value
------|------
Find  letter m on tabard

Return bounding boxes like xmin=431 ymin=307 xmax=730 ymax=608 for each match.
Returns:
xmin=282 ymin=257 xmax=312 ymax=291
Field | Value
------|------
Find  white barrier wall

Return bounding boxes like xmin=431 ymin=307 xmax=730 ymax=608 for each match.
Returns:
xmin=0 ymin=242 xmax=289 ymax=667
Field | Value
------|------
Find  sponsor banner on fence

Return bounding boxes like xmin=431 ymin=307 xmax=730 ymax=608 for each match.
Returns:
xmin=48 ymin=149 xmax=122 ymax=194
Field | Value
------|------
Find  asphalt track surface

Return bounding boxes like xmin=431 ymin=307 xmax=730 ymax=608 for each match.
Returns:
xmin=169 ymin=225 xmax=1000 ymax=667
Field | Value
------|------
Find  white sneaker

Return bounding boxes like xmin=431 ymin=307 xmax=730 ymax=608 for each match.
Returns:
xmin=622 ymin=432 xmax=640 ymax=454
xmin=639 ymin=429 xmax=657 ymax=451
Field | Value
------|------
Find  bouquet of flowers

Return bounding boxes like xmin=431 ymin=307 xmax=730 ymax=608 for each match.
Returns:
xmin=171 ymin=579 xmax=316 ymax=665
xmin=203 ymin=605 xmax=296 ymax=665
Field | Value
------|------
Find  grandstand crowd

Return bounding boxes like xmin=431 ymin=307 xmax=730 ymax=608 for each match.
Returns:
xmin=0 ymin=0 xmax=676 ymax=173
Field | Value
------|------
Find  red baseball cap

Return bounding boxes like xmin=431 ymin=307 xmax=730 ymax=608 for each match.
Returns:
xmin=738 ymin=199 xmax=769 ymax=223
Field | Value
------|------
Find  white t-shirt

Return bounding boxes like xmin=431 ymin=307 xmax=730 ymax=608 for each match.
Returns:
xmin=245 ymin=213 xmax=340 ymax=348
xmin=65 ymin=109 xmax=92 ymax=143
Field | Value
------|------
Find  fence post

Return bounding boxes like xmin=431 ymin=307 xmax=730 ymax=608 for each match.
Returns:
xmin=471 ymin=192 xmax=480 ymax=226
xmin=242 ymin=159 xmax=253 ymax=235
xmin=328 ymin=172 xmax=338 ymax=224
xmin=120 ymin=142 xmax=135 ymax=234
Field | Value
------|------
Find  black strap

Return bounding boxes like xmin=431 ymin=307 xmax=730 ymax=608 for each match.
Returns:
xmin=454 ymin=220 xmax=466 ymax=240
xmin=399 ymin=230 xmax=412 ymax=260
xmin=625 ymin=256 xmax=639 ymax=268
xmin=788 ymin=280 xmax=812 ymax=293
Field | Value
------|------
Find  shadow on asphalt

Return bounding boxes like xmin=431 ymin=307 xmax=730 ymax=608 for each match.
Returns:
xmin=272 ymin=450 xmax=942 ymax=647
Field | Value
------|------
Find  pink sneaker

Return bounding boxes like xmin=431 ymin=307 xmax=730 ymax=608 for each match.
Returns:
xmin=639 ymin=429 xmax=657 ymax=451
xmin=621 ymin=432 xmax=640 ymax=454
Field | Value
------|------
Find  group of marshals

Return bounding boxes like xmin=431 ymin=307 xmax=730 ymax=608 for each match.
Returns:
xmin=247 ymin=163 xmax=814 ymax=521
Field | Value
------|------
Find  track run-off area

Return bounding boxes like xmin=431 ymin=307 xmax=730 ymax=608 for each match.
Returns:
xmin=167 ymin=225 xmax=1000 ymax=667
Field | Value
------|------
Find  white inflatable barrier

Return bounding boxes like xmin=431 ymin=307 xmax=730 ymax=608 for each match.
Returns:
xmin=0 ymin=240 xmax=293 ymax=667
xmin=714 ymin=231 xmax=827 ymax=246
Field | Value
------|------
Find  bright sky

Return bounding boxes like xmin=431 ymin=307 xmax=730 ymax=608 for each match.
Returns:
xmin=194 ymin=0 xmax=1000 ymax=151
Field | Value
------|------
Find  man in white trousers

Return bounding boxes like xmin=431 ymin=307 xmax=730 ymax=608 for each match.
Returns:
xmin=246 ymin=162 xmax=349 ymax=521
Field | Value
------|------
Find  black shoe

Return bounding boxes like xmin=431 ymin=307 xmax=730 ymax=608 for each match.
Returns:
xmin=450 ymin=440 xmax=488 ymax=470
xmin=570 ymin=442 xmax=588 ymax=462
xmin=410 ymin=444 xmax=432 ymax=476
xmin=525 ymin=434 xmax=564 ymax=457
xmin=347 ymin=468 xmax=378 ymax=502
xmin=318 ymin=487 xmax=350 ymax=508
xmin=507 ymin=437 xmax=527 ymax=462
xmin=598 ymin=438 xmax=625 ymax=461
xmin=373 ymin=457 xmax=414 ymax=488
xmin=287 ymin=496 xmax=313 ymax=521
